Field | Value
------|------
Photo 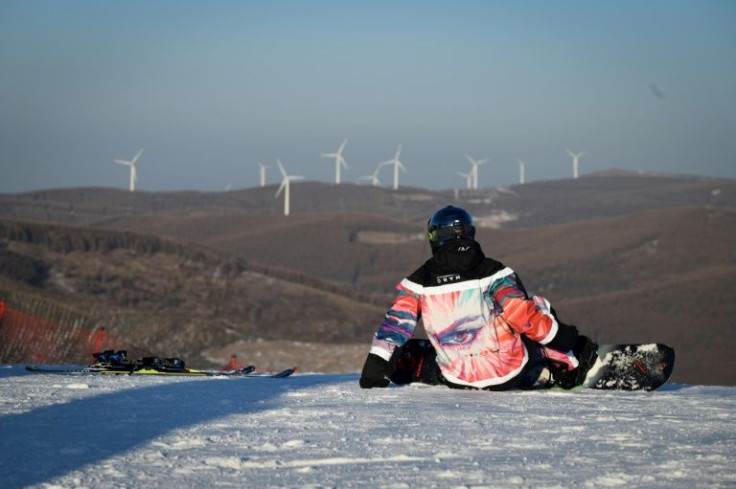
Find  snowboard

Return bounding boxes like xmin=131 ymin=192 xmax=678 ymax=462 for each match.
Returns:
xmin=580 ymin=343 xmax=675 ymax=391
xmin=388 ymin=339 xmax=675 ymax=391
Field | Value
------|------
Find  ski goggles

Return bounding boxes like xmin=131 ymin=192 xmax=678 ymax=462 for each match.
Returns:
xmin=428 ymin=224 xmax=475 ymax=245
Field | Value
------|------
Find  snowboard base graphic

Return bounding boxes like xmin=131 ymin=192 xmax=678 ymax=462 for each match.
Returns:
xmin=581 ymin=343 xmax=675 ymax=391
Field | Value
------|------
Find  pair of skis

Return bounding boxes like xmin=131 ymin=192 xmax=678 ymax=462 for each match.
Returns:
xmin=25 ymin=364 xmax=296 ymax=378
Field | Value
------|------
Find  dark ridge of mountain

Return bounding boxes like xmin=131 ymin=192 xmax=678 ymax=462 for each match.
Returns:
xmin=0 ymin=219 xmax=386 ymax=366
xmin=0 ymin=218 xmax=386 ymax=306
xmin=91 ymin=210 xmax=429 ymax=292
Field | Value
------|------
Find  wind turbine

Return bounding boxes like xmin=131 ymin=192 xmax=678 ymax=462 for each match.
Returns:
xmin=113 ymin=148 xmax=144 ymax=192
xmin=465 ymin=154 xmax=488 ymax=190
xmin=360 ymin=162 xmax=386 ymax=186
xmin=457 ymin=171 xmax=472 ymax=189
xmin=516 ymin=159 xmax=526 ymax=185
xmin=274 ymin=159 xmax=304 ymax=216
xmin=257 ymin=162 xmax=269 ymax=187
xmin=566 ymin=149 xmax=585 ymax=179
xmin=380 ymin=145 xmax=406 ymax=190
xmin=321 ymin=139 xmax=349 ymax=184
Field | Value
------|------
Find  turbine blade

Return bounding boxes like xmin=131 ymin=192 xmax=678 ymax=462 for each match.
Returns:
xmin=113 ymin=159 xmax=131 ymax=166
xmin=339 ymin=155 xmax=349 ymax=169
xmin=275 ymin=179 xmax=286 ymax=197
xmin=338 ymin=139 xmax=348 ymax=154
xmin=276 ymin=159 xmax=287 ymax=177
xmin=131 ymin=148 xmax=144 ymax=165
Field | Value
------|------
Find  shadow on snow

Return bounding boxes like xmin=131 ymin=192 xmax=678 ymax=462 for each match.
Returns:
xmin=0 ymin=372 xmax=350 ymax=488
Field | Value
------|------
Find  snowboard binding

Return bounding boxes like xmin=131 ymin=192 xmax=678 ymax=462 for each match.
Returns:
xmin=91 ymin=351 xmax=187 ymax=373
xmin=134 ymin=356 xmax=187 ymax=372
xmin=92 ymin=350 xmax=131 ymax=370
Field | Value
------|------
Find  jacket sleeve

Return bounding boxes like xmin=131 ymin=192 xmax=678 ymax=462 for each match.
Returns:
xmin=490 ymin=269 xmax=578 ymax=352
xmin=368 ymin=278 xmax=422 ymax=361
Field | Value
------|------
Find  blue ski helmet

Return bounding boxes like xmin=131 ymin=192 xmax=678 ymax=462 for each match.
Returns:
xmin=427 ymin=206 xmax=475 ymax=251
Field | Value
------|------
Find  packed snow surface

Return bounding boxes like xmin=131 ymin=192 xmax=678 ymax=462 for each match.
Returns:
xmin=1 ymin=365 xmax=734 ymax=488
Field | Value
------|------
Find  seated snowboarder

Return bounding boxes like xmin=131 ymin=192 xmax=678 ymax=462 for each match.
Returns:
xmin=360 ymin=205 xmax=598 ymax=390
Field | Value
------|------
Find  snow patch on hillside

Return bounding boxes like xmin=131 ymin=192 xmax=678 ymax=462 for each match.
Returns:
xmin=475 ymin=210 xmax=520 ymax=228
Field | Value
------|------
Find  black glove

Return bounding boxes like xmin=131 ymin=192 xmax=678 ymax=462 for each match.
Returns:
xmin=573 ymin=336 xmax=598 ymax=376
xmin=359 ymin=354 xmax=390 ymax=389
xmin=545 ymin=322 xmax=579 ymax=352
xmin=550 ymin=335 xmax=598 ymax=389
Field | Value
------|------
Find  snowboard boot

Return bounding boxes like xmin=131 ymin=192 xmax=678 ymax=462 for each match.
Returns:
xmin=92 ymin=350 xmax=130 ymax=370
xmin=137 ymin=356 xmax=165 ymax=371
xmin=163 ymin=357 xmax=186 ymax=372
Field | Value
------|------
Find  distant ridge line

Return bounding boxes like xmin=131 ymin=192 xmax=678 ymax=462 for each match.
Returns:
xmin=0 ymin=219 xmax=388 ymax=307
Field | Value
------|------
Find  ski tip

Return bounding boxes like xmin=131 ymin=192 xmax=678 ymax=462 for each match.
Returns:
xmin=267 ymin=367 xmax=297 ymax=378
xmin=281 ymin=367 xmax=298 ymax=376
xmin=251 ymin=367 xmax=297 ymax=378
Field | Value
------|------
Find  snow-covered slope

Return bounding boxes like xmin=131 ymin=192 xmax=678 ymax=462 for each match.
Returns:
xmin=1 ymin=365 xmax=734 ymax=488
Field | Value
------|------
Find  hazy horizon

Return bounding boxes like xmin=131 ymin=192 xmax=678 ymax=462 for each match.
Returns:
xmin=1 ymin=1 xmax=734 ymax=193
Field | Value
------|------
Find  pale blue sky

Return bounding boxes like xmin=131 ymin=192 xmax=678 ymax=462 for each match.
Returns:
xmin=1 ymin=0 xmax=734 ymax=192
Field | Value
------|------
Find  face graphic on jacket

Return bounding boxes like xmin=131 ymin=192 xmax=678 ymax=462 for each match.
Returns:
xmin=423 ymin=287 xmax=526 ymax=384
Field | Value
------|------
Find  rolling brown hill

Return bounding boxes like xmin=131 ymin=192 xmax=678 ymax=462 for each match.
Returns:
xmin=485 ymin=206 xmax=736 ymax=385
xmin=0 ymin=220 xmax=385 ymax=371
xmin=2 ymin=170 xmax=734 ymax=231
xmin=1 ymin=171 xmax=734 ymax=384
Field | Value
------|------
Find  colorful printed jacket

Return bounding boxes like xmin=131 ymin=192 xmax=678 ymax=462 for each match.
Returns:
xmin=369 ymin=243 xmax=578 ymax=389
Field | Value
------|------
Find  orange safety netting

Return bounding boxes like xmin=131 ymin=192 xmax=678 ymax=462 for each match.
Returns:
xmin=0 ymin=299 xmax=149 ymax=365
xmin=222 ymin=353 xmax=249 ymax=371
